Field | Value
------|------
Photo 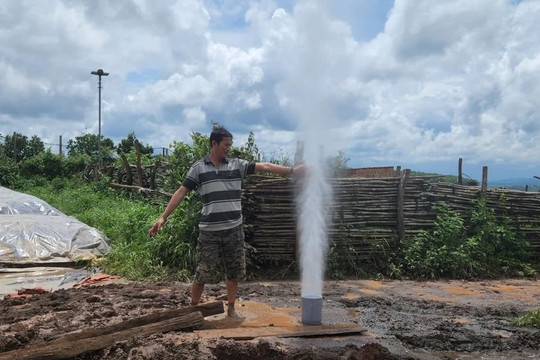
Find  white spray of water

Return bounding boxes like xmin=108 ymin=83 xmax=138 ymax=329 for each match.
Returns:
xmin=285 ymin=1 xmax=336 ymax=299
xmin=297 ymin=158 xmax=332 ymax=298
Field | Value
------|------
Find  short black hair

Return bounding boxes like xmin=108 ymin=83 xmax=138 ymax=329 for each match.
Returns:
xmin=210 ymin=125 xmax=233 ymax=146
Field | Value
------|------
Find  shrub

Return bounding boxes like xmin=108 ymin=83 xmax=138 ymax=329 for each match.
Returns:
xmin=19 ymin=150 xmax=63 ymax=180
xmin=0 ymin=154 xmax=20 ymax=187
xmin=20 ymin=179 xmax=197 ymax=281
xmin=400 ymin=199 xmax=534 ymax=279
xmin=63 ymin=153 xmax=91 ymax=177
xmin=402 ymin=205 xmax=475 ymax=279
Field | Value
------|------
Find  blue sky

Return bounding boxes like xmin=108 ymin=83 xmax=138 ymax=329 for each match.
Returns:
xmin=1 ymin=0 xmax=540 ymax=182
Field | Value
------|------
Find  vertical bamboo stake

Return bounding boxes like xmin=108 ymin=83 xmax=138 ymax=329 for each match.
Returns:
xmin=481 ymin=166 xmax=488 ymax=194
xmin=458 ymin=158 xmax=463 ymax=185
xmin=397 ymin=169 xmax=410 ymax=243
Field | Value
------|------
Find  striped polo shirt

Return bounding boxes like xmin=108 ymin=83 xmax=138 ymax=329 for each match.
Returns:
xmin=182 ymin=156 xmax=256 ymax=231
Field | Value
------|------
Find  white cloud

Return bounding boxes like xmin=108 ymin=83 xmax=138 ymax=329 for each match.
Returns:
xmin=1 ymin=0 xmax=539 ymax=180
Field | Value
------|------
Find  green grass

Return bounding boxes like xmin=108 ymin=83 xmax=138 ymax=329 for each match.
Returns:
xmin=513 ymin=309 xmax=540 ymax=328
xmin=19 ymin=178 xmax=195 ymax=281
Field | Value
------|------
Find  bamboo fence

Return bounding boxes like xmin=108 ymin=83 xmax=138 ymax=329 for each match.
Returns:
xmin=242 ymin=175 xmax=540 ymax=265
xmin=101 ymin=147 xmax=540 ymax=267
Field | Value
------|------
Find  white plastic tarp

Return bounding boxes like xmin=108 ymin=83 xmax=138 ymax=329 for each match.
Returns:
xmin=0 ymin=186 xmax=110 ymax=263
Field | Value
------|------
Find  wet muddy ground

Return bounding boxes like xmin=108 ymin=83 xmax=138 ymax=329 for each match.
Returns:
xmin=0 ymin=278 xmax=539 ymax=359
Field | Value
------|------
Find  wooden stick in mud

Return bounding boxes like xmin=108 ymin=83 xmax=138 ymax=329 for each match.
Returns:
xmin=0 ymin=302 xmax=224 ymax=360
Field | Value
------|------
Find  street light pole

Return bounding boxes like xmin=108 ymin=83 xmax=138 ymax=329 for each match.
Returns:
xmin=91 ymin=69 xmax=109 ymax=168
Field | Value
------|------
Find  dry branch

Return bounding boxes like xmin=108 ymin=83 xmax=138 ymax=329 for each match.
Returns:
xmin=109 ymin=183 xmax=172 ymax=198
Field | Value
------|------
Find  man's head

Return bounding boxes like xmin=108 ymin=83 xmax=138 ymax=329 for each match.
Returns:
xmin=210 ymin=125 xmax=233 ymax=159
xmin=210 ymin=126 xmax=233 ymax=146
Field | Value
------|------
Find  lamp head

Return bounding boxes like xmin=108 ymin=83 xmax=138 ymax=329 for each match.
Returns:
xmin=91 ymin=69 xmax=109 ymax=76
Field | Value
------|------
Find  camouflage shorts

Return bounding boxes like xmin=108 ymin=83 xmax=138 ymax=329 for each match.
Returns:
xmin=194 ymin=225 xmax=246 ymax=284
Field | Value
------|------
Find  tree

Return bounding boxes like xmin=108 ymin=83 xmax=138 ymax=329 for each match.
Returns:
xmin=3 ymin=132 xmax=44 ymax=162
xmin=0 ymin=133 xmax=4 ymax=157
xmin=27 ymin=135 xmax=45 ymax=158
xmin=229 ymin=131 xmax=259 ymax=162
xmin=166 ymin=131 xmax=210 ymax=192
xmin=165 ymin=127 xmax=263 ymax=193
xmin=19 ymin=149 xmax=63 ymax=180
xmin=117 ymin=132 xmax=153 ymax=155
xmin=0 ymin=153 xmax=20 ymax=187
xmin=326 ymin=150 xmax=349 ymax=178
xmin=67 ymin=133 xmax=115 ymax=164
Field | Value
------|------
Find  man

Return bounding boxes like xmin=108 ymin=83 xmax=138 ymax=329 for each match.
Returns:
xmin=149 ymin=126 xmax=303 ymax=317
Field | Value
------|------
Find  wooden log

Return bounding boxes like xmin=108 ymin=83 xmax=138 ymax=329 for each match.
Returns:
xmin=135 ymin=139 xmax=144 ymax=187
xmin=109 ymin=183 xmax=172 ymax=198
xmin=119 ymin=153 xmax=133 ymax=185
xmin=54 ymin=301 xmax=224 ymax=342
xmin=149 ymin=159 xmax=159 ymax=190
xmin=0 ymin=311 xmax=205 ymax=360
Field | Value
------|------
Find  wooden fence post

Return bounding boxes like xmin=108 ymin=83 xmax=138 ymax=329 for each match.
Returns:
xmin=397 ymin=169 xmax=410 ymax=243
xmin=120 ymin=153 xmax=133 ymax=185
xmin=458 ymin=158 xmax=463 ymax=185
xmin=294 ymin=141 xmax=304 ymax=165
xmin=481 ymin=166 xmax=488 ymax=194
xmin=135 ymin=140 xmax=144 ymax=187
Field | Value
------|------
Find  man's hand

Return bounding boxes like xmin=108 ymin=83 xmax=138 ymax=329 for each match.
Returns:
xmin=292 ymin=163 xmax=308 ymax=177
xmin=148 ymin=217 xmax=166 ymax=237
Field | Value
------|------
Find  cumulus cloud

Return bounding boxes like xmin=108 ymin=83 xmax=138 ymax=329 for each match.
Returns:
xmin=1 ymin=0 xmax=539 ymax=179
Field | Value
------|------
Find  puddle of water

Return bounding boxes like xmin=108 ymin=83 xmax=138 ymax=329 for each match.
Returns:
xmin=487 ymin=285 xmax=535 ymax=302
xmin=445 ymin=286 xmax=483 ymax=296
xmin=203 ymin=300 xmax=298 ymax=330
xmin=197 ymin=300 xmax=365 ymax=340
xmin=0 ymin=267 xmax=92 ymax=299
xmin=359 ymin=289 xmax=378 ymax=295
xmin=419 ymin=294 xmax=459 ymax=302
xmin=364 ymin=280 xmax=385 ymax=289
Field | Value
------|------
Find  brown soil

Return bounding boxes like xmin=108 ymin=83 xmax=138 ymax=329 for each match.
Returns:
xmin=0 ymin=279 xmax=539 ymax=359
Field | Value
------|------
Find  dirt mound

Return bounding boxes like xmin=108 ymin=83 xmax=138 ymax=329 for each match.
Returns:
xmin=77 ymin=338 xmax=398 ymax=360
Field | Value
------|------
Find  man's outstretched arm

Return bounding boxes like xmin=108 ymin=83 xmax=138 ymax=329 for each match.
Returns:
xmin=255 ymin=162 xmax=306 ymax=176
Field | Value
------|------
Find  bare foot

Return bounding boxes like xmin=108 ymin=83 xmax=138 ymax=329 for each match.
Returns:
xmin=227 ymin=308 xmax=244 ymax=319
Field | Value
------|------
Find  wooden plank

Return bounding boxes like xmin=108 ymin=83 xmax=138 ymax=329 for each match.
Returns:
xmin=221 ymin=325 xmax=367 ymax=340
xmin=0 ymin=311 xmax=204 ymax=360
xmin=53 ymin=301 xmax=224 ymax=342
